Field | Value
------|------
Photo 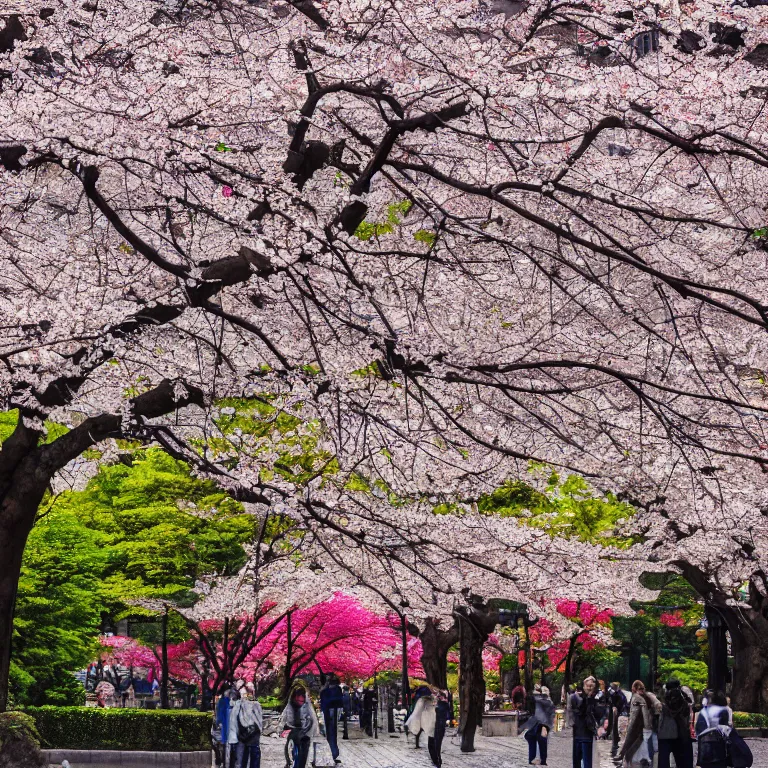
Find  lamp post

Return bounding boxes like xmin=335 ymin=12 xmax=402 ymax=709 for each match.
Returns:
xmin=400 ymin=600 xmax=411 ymax=710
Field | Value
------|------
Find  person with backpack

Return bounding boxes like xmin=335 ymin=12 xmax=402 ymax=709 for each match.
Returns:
xmin=658 ymin=678 xmax=693 ymax=768
xmin=236 ymin=683 xmax=263 ymax=768
xmin=619 ymin=680 xmax=662 ymax=768
xmin=570 ymin=676 xmax=601 ymax=768
xmin=524 ymin=684 xmax=555 ymax=766
xmin=695 ymin=691 xmax=732 ymax=768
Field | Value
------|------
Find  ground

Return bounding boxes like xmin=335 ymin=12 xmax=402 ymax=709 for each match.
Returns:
xmin=247 ymin=729 xmax=768 ymax=768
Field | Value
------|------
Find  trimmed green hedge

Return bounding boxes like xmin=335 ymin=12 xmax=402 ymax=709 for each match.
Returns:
xmin=24 ymin=707 xmax=211 ymax=751
xmin=733 ymin=711 xmax=768 ymax=729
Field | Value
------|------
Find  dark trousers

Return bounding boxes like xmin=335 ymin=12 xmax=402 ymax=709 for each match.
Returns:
xmin=526 ymin=727 xmax=548 ymax=765
xmin=428 ymin=722 xmax=446 ymax=766
xmin=294 ymin=735 xmax=311 ymax=768
xmin=213 ymin=742 xmax=224 ymax=767
xmin=237 ymin=742 xmax=260 ymax=768
xmin=573 ymin=738 xmax=593 ymax=768
xmin=658 ymin=737 xmax=693 ymax=768
xmin=324 ymin=707 xmax=339 ymax=759
xmin=361 ymin=710 xmax=372 ymax=735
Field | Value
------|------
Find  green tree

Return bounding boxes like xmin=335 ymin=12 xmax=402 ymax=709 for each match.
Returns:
xmin=10 ymin=448 xmax=255 ymax=706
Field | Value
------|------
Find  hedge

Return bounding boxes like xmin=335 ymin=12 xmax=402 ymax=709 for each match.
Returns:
xmin=23 ymin=707 xmax=211 ymax=752
xmin=733 ymin=711 xmax=768 ymax=729
xmin=0 ymin=712 xmax=47 ymax=768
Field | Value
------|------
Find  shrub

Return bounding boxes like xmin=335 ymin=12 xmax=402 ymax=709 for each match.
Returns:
xmin=24 ymin=707 xmax=211 ymax=751
xmin=732 ymin=711 xmax=768 ymax=729
xmin=0 ymin=712 xmax=47 ymax=768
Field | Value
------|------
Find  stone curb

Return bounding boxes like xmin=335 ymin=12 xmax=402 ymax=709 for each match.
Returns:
xmin=43 ymin=749 xmax=211 ymax=767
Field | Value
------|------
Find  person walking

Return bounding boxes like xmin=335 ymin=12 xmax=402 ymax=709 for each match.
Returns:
xmin=429 ymin=690 xmax=451 ymax=767
xmin=214 ymin=686 xmax=232 ymax=768
xmin=695 ymin=692 xmax=731 ymax=768
xmin=658 ymin=679 xmax=693 ymax=768
xmin=320 ymin=674 xmax=344 ymax=764
xmin=607 ymin=682 xmax=627 ymax=757
xmin=619 ymin=680 xmax=662 ymax=768
xmin=405 ymin=687 xmax=437 ymax=752
xmin=227 ymin=686 xmax=243 ymax=768
xmin=282 ymin=685 xmax=321 ymax=768
xmin=236 ymin=683 xmax=263 ymax=768
xmin=570 ymin=676 xmax=601 ymax=768
xmin=525 ymin=684 xmax=555 ymax=766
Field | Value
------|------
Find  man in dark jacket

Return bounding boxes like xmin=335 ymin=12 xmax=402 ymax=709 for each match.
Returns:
xmin=571 ymin=676 xmax=600 ymax=768
xmin=658 ymin=679 xmax=693 ymax=768
xmin=320 ymin=674 xmax=344 ymax=764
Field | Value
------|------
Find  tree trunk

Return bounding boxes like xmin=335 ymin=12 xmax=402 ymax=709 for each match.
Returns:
xmin=677 ymin=560 xmax=768 ymax=714
xmin=419 ymin=617 xmax=458 ymax=690
xmin=0 ymin=441 xmax=50 ymax=712
xmin=456 ymin=603 xmax=498 ymax=753
xmin=160 ymin=606 xmax=169 ymax=709
xmin=562 ymin=633 xmax=579 ymax=702
xmin=281 ymin=610 xmax=294 ymax=702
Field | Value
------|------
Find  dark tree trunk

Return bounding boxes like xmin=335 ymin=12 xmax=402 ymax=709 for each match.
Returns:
xmin=281 ymin=610 xmax=294 ymax=702
xmin=419 ymin=617 xmax=458 ymax=690
xmin=678 ymin=561 xmax=768 ymax=714
xmin=456 ymin=603 xmax=498 ymax=753
xmin=561 ymin=632 xmax=580 ymax=702
xmin=0 ymin=435 xmax=51 ymax=713
xmin=160 ymin=605 xmax=170 ymax=709
xmin=706 ymin=606 xmax=729 ymax=694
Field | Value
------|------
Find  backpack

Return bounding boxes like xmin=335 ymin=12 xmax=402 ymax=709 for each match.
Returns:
xmin=237 ymin=701 xmax=261 ymax=743
xmin=697 ymin=711 xmax=730 ymax=767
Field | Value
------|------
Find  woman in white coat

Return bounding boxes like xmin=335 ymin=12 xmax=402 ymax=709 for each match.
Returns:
xmin=405 ymin=689 xmax=437 ymax=751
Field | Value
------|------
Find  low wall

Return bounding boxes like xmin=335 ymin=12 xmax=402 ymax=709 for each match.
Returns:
xmin=481 ymin=711 xmax=519 ymax=737
xmin=43 ymin=749 xmax=211 ymax=767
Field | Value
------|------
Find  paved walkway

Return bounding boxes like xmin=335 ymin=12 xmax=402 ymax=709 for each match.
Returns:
xmin=256 ymin=729 xmax=595 ymax=768
xmin=253 ymin=729 xmax=768 ymax=768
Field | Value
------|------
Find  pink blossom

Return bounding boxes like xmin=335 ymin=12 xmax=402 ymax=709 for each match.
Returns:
xmin=221 ymin=185 xmax=233 ymax=198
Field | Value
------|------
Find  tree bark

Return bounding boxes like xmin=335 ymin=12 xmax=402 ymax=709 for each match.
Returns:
xmin=160 ymin=606 xmax=170 ymax=709
xmin=456 ymin=603 xmax=498 ymax=753
xmin=677 ymin=560 xmax=768 ymax=714
xmin=419 ymin=617 xmax=458 ymax=690
xmin=0 ymin=440 xmax=53 ymax=712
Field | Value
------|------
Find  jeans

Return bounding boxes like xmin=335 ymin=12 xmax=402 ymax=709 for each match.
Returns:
xmin=612 ymin=710 xmax=621 ymax=754
xmin=573 ymin=738 xmax=593 ymax=768
xmin=236 ymin=742 xmax=260 ymax=768
xmin=526 ymin=727 xmax=548 ymax=764
xmin=294 ymin=735 xmax=311 ymax=768
xmin=227 ymin=744 xmax=243 ymax=768
xmin=658 ymin=737 xmax=693 ymax=768
xmin=324 ymin=707 xmax=339 ymax=759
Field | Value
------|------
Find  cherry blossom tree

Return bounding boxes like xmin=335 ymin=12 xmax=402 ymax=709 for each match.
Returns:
xmin=3 ymin=0 xmax=768 ymax=715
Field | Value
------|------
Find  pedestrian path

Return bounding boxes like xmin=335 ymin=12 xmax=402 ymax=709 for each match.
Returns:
xmin=255 ymin=728 xmax=576 ymax=768
xmin=229 ymin=729 xmax=768 ymax=768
